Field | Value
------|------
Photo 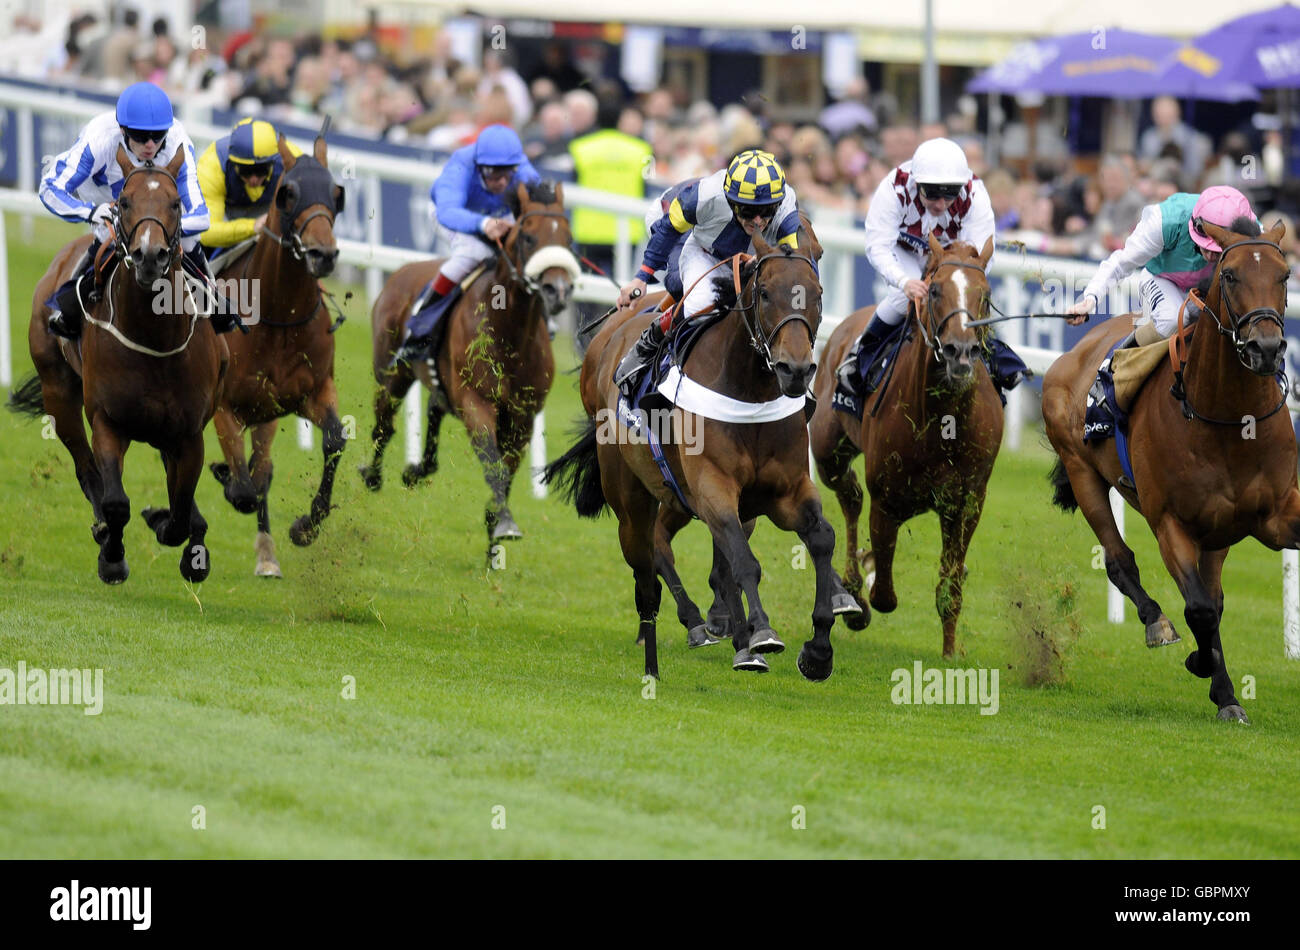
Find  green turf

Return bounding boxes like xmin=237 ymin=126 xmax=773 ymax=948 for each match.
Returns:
xmin=2 ymin=212 xmax=1299 ymax=859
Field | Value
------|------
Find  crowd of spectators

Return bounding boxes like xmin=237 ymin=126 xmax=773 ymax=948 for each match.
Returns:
xmin=11 ymin=8 xmax=1300 ymax=270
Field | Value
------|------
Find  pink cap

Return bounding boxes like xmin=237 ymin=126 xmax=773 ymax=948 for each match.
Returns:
xmin=1190 ymin=186 xmax=1256 ymax=252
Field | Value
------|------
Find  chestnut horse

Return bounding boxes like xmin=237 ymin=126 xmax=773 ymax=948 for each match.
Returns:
xmin=208 ymin=132 xmax=343 ymax=577
xmin=809 ymin=235 xmax=1003 ymax=658
xmin=545 ymin=229 xmax=840 ymax=680
xmin=361 ymin=180 xmax=578 ymax=562
xmin=11 ymin=145 xmax=226 ymax=584
xmin=1043 ymin=219 xmax=1295 ymax=723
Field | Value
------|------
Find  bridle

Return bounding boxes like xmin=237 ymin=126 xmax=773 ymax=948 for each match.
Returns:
xmin=262 ymin=164 xmax=337 ymax=263
xmin=110 ymin=162 xmax=181 ymax=271
xmin=494 ymin=208 xmax=573 ymax=296
xmin=1198 ymin=237 xmax=1287 ymax=364
xmin=913 ymin=257 xmax=990 ymax=361
xmin=1169 ymin=236 xmax=1289 ymax=424
xmin=732 ymin=249 xmax=821 ymax=372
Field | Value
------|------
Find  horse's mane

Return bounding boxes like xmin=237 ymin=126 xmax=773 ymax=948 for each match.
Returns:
xmin=504 ymin=179 xmax=560 ymax=216
xmin=1231 ymin=215 xmax=1263 ymax=238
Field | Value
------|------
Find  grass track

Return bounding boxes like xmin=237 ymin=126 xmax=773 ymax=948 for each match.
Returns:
xmin=2 ymin=213 xmax=1298 ymax=858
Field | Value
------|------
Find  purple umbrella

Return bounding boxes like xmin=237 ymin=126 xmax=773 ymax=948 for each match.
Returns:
xmin=967 ymin=28 xmax=1180 ymax=98
xmin=1135 ymin=3 xmax=1300 ymax=99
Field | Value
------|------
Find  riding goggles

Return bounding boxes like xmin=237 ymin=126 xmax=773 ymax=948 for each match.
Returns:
xmin=918 ymin=182 xmax=963 ymax=201
xmin=479 ymin=165 xmax=517 ymax=179
xmin=236 ymin=161 xmax=273 ymax=180
xmin=730 ymin=201 xmax=780 ymax=221
xmin=122 ymin=127 xmax=167 ymax=145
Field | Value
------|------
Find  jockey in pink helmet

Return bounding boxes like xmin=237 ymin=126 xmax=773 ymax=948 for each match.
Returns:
xmin=1068 ymin=185 xmax=1258 ymax=344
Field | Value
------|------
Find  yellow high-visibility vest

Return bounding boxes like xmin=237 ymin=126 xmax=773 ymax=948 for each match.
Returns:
xmin=568 ymin=129 xmax=653 ymax=246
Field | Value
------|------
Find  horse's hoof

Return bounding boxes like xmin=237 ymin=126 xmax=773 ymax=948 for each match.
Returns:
xmin=869 ymin=588 xmax=897 ymax=613
xmin=1145 ymin=614 xmax=1181 ymax=648
xmin=289 ymin=516 xmax=319 ymax=547
xmin=1216 ymin=705 xmax=1251 ymax=724
xmin=255 ymin=559 xmax=282 ymax=578
xmin=209 ymin=462 xmax=231 ymax=486
xmin=180 ymin=550 xmax=210 ymax=584
xmin=705 ymin=616 xmax=731 ymax=640
xmin=97 ymin=551 xmax=129 ymax=585
xmin=91 ymin=521 xmax=109 ymax=545
xmin=1185 ymin=648 xmax=1222 ymax=679
xmin=797 ymin=644 xmax=833 ymax=682
xmin=402 ymin=462 xmax=437 ymax=487
xmin=748 ymin=628 xmax=785 ymax=654
xmin=831 ymin=591 xmax=862 ymax=615
xmin=732 ymin=649 xmax=769 ymax=673
xmin=687 ymin=624 xmax=721 ymax=648
xmin=842 ymin=599 xmax=870 ymax=631
xmin=358 ymin=464 xmax=382 ymax=492
xmin=224 ymin=483 xmax=258 ymax=515
xmin=490 ymin=514 xmax=523 ymax=541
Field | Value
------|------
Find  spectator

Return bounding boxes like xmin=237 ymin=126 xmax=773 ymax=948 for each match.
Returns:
xmin=1091 ymin=154 xmax=1145 ymax=255
xmin=478 ymin=49 xmax=532 ymax=127
xmin=529 ymin=42 xmax=585 ymax=93
xmin=100 ymin=9 xmax=140 ymax=80
xmin=524 ymin=100 xmax=573 ymax=171
xmin=1138 ymin=96 xmax=1211 ymax=184
xmin=238 ymin=38 xmax=295 ymax=109
xmin=880 ymin=125 xmax=919 ymax=168
xmin=983 ymin=168 xmax=1020 ymax=230
xmin=565 ymin=88 xmax=598 ymax=139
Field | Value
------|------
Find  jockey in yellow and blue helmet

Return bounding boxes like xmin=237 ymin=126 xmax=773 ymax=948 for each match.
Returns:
xmin=198 ymin=117 xmax=304 ymax=252
xmin=614 ymin=148 xmax=801 ymax=397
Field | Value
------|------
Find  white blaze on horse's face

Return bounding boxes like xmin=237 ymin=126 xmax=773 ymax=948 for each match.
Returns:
xmin=949 ymin=266 xmax=968 ymax=328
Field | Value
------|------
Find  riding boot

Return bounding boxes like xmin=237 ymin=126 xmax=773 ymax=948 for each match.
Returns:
xmin=391 ymin=288 xmax=450 ymax=369
xmin=837 ymin=315 xmax=897 ymax=393
xmin=183 ymin=246 xmax=244 ymax=335
xmin=615 ymin=319 xmax=668 ymax=400
xmin=47 ymin=240 xmax=101 ymax=340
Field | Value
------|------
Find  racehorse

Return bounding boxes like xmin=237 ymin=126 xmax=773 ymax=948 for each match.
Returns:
xmin=207 ymin=132 xmax=343 ymax=578
xmin=809 ymin=235 xmax=1002 ymax=658
xmin=361 ymin=180 xmax=578 ymax=562
xmin=1043 ymin=218 xmax=1294 ymax=723
xmin=11 ymin=145 xmax=226 ymax=584
xmin=544 ymin=228 xmax=840 ymax=680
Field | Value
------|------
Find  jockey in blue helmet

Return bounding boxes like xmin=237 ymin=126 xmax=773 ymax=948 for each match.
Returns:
xmin=38 ymin=82 xmax=238 ymax=338
xmin=392 ymin=124 xmax=541 ymax=365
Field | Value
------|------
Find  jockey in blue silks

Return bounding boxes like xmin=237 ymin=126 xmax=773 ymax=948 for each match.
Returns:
xmin=38 ymin=81 xmax=239 ymax=337
xmin=393 ymin=124 xmax=541 ymax=366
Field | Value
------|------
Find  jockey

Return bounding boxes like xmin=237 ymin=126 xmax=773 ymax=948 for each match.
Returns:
xmin=847 ymin=137 xmax=995 ymax=376
xmin=38 ymin=82 xmax=237 ymax=338
xmin=1067 ymin=185 xmax=1258 ymax=343
xmin=614 ymin=149 xmax=801 ymax=398
xmin=197 ymin=117 xmax=303 ymax=254
xmin=392 ymin=124 xmax=540 ymax=366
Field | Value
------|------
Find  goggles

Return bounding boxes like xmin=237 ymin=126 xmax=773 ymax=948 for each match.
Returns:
xmin=918 ymin=182 xmax=963 ymax=201
xmin=123 ymin=127 xmax=167 ymax=145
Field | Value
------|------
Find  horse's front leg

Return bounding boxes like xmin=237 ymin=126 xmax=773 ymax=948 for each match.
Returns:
xmin=250 ymin=421 xmax=280 ymax=577
xmin=89 ymin=414 xmax=131 ymax=584
xmin=935 ymin=485 xmax=987 ymax=659
xmin=769 ymin=481 xmax=838 ymax=682
xmin=459 ymin=392 xmax=517 ymax=553
xmin=812 ymin=410 xmax=868 ymax=629
xmin=290 ymin=378 xmax=346 ymax=547
xmin=143 ymin=433 xmax=210 ymax=582
xmin=1153 ymin=516 xmax=1246 ymax=722
xmin=209 ymin=406 xmax=257 ymax=514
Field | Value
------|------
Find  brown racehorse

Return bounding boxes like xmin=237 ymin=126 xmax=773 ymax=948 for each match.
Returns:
xmin=208 ymin=133 xmax=343 ymax=577
xmin=11 ymin=145 xmax=226 ymax=584
xmin=1043 ymin=219 xmax=1295 ymax=723
xmin=545 ymin=229 xmax=841 ymax=680
xmin=809 ymin=235 xmax=1003 ymax=658
xmin=361 ymin=180 xmax=579 ymax=561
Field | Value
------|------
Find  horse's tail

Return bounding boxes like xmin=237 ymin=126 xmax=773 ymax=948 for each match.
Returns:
xmin=542 ymin=415 xmax=606 ymax=518
xmin=1048 ymin=458 xmax=1078 ymax=512
xmin=6 ymin=374 xmax=45 ymax=419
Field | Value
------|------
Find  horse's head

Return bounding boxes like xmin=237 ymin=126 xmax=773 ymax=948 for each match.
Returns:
xmin=1200 ymin=218 xmax=1289 ymax=376
xmin=504 ymin=180 xmax=581 ymax=317
xmin=113 ymin=144 xmax=184 ymax=289
xmin=745 ymin=228 xmax=823 ymax=398
xmin=920 ymin=233 xmax=994 ymax=389
xmin=268 ymin=133 xmax=343 ymax=278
